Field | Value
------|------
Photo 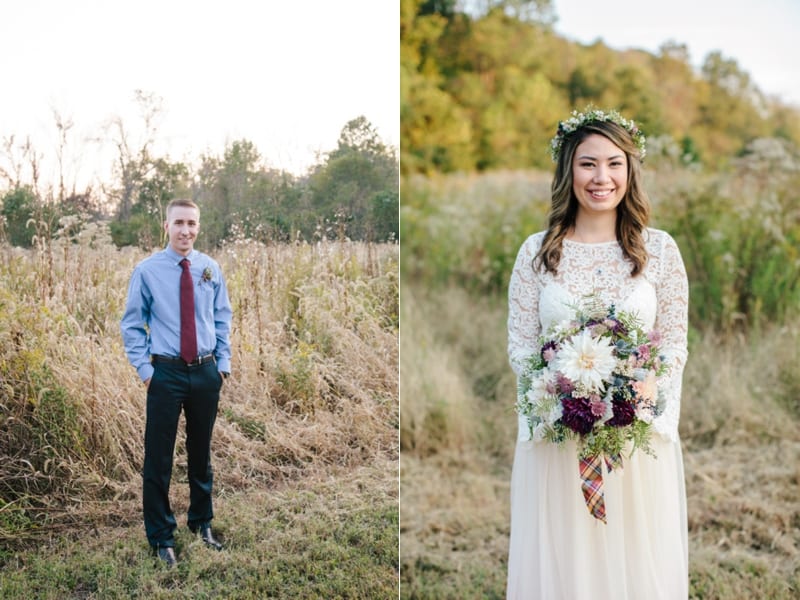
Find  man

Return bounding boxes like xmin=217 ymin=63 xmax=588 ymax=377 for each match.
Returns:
xmin=121 ymin=198 xmax=232 ymax=567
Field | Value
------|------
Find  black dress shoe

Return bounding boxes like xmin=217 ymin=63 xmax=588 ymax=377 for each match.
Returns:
xmin=155 ymin=546 xmax=177 ymax=567
xmin=191 ymin=524 xmax=224 ymax=551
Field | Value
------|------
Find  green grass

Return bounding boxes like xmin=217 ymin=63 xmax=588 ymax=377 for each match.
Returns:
xmin=401 ymin=166 xmax=800 ymax=331
xmin=0 ymin=464 xmax=398 ymax=599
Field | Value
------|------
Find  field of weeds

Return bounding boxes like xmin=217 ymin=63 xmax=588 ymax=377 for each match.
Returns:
xmin=399 ymin=165 xmax=800 ymax=599
xmin=0 ymin=225 xmax=399 ymax=598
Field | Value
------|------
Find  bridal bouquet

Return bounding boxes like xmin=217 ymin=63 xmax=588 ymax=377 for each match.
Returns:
xmin=516 ymin=296 xmax=669 ymax=522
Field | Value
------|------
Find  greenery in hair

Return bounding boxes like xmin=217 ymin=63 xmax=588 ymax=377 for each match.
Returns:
xmin=550 ymin=107 xmax=646 ymax=162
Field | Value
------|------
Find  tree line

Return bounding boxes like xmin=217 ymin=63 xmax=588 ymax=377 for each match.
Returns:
xmin=401 ymin=0 xmax=800 ymax=174
xmin=0 ymin=94 xmax=398 ymax=249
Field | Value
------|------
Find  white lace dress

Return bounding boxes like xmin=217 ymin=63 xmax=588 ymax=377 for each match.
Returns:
xmin=506 ymin=228 xmax=689 ymax=600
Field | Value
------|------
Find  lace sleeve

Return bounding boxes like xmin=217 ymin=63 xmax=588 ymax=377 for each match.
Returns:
xmin=507 ymin=234 xmax=543 ymax=377
xmin=652 ymin=231 xmax=689 ymax=441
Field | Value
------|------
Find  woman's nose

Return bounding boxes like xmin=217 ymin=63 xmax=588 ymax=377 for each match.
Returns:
xmin=592 ymin=166 xmax=610 ymax=183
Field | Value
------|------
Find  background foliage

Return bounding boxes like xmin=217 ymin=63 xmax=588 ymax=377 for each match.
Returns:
xmin=0 ymin=102 xmax=398 ymax=251
xmin=401 ymin=0 xmax=800 ymax=174
xmin=401 ymin=1 xmax=800 ymax=599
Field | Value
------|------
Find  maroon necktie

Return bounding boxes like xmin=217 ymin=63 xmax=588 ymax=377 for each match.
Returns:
xmin=179 ymin=258 xmax=197 ymax=364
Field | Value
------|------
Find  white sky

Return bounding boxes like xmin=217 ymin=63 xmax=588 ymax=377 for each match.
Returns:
xmin=0 ymin=0 xmax=399 ymax=190
xmin=551 ymin=0 xmax=800 ymax=107
xmin=3 ymin=2 xmax=795 ymax=191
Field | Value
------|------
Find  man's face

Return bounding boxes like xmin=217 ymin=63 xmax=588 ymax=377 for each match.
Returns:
xmin=164 ymin=205 xmax=200 ymax=256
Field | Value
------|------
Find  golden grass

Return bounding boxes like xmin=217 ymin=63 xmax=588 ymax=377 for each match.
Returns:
xmin=400 ymin=284 xmax=800 ymax=599
xmin=0 ymin=225 xmax=398 ymax=544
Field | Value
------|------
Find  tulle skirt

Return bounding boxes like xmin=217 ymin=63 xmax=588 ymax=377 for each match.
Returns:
xmin=506 ymin=436 xmax=688 ymax=600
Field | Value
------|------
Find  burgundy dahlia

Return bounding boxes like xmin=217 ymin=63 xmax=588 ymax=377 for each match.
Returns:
xmin=607 ymin=399 xmax=635 ymax=427
xmin=560 ymin=397 xmax=598 ymax=435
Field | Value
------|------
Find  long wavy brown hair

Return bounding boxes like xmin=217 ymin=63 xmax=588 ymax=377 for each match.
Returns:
xmin=534 ymin=119 xmax=650 ymax=276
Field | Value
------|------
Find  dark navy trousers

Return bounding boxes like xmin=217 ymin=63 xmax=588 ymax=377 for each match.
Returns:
xmin=143 ymin=359 xmax=222 ymax=548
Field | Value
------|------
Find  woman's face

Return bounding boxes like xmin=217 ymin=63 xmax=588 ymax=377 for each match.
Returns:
xmin=571 ymin=133 xmax=628 ymax=217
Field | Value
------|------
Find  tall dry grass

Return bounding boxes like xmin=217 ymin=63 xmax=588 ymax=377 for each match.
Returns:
xmin=400 ymin=284 xmax=800 ymax=599
xmin=400 ymin=287 xmax=514 ymax=599
xmin=0 ymin=221 xmax=398 ymax=545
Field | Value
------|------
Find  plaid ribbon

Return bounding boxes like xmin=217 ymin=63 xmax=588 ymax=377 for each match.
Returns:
xmin=578 ymin=453 xmax=622 ymax=523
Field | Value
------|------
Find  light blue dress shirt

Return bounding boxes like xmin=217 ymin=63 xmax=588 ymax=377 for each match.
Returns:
xmin=120 ymin=246 xmax=233 ymax=382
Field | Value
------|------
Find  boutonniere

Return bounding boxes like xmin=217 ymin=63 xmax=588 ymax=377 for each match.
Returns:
xmin=200 ymin=266 xmax=213 ymax=284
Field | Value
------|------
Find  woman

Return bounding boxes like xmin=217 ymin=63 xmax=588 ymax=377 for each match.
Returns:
xmin=506 ymin=109 xmax=689 ymax=599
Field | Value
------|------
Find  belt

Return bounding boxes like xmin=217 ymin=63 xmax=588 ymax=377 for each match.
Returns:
xmin=151 ymin=354 xmax=215 ymax=367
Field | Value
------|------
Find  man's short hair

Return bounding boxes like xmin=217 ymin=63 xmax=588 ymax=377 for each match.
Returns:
xmin=166 ymin=198 xmax=199 ymax=219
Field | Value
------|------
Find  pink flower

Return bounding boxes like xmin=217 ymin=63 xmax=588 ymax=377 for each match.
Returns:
xmin=589 ymin=394 xmax=606 ymax=417
xmin=541 ymin=340 xmax=558 ymax=364
xmin=555 ymin=372 xmax=574 ymax=394
xmin=632 ymin=371 xmax=658 ymax=403
xmin=647 ymin=330 xmax=662 ymax=345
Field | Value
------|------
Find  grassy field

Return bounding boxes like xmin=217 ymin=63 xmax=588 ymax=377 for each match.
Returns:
xmin=0 ymin=228 xmax=399 ymax=598
xmin=399 ymin=166 xmax=800 ymax=599
xmin=400 ymin=286 xmax=800 ymax=599
xmin=1 ymin=464 xmax=397 ymax=599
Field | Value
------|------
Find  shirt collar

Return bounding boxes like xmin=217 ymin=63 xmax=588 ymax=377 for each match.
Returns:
xmin=163 ymin=246 xmax=198 ymax=265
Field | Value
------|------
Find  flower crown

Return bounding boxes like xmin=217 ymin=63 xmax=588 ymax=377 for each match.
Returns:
xmin=549 ymin=108 xmax=646 ymax=162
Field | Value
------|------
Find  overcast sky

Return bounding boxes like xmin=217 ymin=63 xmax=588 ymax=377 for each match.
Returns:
xmin=0 ymin=0 xmax=399 ymax=188
xmin=2 ymin=2 xmax=796 ymax=191
xmin=551 ymin=0 xmax=800 ymax=106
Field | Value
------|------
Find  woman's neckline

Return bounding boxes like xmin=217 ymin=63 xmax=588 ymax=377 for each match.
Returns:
xmin=563 ymin=237 xmax=620 ymax=247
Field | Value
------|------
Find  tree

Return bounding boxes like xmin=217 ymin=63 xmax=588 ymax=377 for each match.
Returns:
xmin=694 ymin=53 xmax=770 ymax=160
xmin=329 ymin=116 xmax=387 ymax=160
xmin=107 ymin=90 xmax=164 ymax=222
xmin=0 ymin=187 xmax=37 ymax=247
xmin=420 ymin=0 xmax=457 ymax=18
xmin=613 ymin=64 xmax=663 ymax=136
xmin=195 ymin=139 xmax=268 ymax=246
xmin=480 ymin=69 xmax=567 ymax=169
xmin=402 ymin=0 xmax=477 ymax=172
xmin=401 ymin=67 xmax=476 ymax=172
xmin=109 ymin=157 xmax=190 ymax=249
xmin=0 ymin=136 xmax=42 ymax=195
xmin=309 ymin=117 xmax=399 ymax=241
xmin=651 ymin=42 xmax=697 ymax=137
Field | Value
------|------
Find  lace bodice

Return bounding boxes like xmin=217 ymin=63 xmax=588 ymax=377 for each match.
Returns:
xmin=508 ymin=228 xmax=689 ymax=442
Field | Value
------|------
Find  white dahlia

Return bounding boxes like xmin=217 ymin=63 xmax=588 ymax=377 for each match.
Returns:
xmin=552 ymin=329 xmax=616 ymax=392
